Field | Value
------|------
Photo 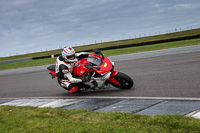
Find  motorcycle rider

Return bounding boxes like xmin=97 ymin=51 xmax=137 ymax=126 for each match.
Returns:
xmin=55 ymin=47 xmax=90 ymax=93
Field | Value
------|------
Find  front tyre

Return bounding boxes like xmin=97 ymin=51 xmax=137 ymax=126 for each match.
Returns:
xmin=113 ymin=72 xmax=134 ymax=89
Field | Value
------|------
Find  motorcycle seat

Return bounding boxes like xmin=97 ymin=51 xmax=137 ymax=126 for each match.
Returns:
xmin=47 ymin=64 xmax=56 ymax=71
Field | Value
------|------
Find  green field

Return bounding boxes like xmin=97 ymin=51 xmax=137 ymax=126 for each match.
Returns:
xmin=0 ymin=28 xmax=200 ymax=61
xmin=0 ymin=38 xmax=200 ymax=71
xmin=0 ymin=106 xmax=199 ymax=133
xmin=102 ymin=38 xmax=200 ymax=56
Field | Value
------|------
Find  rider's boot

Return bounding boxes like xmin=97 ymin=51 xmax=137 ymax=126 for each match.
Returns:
xmin=60 ymin=79 xmax=71 ymax=89
xmin=61 ymin=80 xmax=79 ymax=93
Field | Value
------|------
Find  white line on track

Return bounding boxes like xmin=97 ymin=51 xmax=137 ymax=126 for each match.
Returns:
xmin=1 ymin=96 xmax=200 ymax=101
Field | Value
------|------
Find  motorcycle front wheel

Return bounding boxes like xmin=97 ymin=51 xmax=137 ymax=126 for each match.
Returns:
xmin=112 ymin=72 xmax=134 ymax=89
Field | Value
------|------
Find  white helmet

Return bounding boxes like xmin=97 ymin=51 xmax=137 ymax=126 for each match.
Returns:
xmin=61 ymin=47 xmax=76 ymax=63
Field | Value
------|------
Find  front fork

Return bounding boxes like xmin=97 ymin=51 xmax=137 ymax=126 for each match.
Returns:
xmin=108 ymin=70 xmax=120 ymax=85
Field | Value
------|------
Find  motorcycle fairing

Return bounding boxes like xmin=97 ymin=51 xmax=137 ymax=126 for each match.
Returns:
xmin=73 ymin=53 xmax=113 ymax=77
xmin=108 ymin=70 xmax=120 ymax=85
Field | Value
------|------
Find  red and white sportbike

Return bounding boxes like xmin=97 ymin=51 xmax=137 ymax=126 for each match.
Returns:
xmin=47 ymin=49 xmax=133 ymax=92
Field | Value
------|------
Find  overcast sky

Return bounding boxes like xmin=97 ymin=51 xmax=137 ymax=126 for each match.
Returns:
xmin=0 ymin=0 xmax=200 ymax=57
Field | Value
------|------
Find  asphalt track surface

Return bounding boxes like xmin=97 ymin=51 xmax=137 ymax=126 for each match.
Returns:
xmin=0 ymin=45 xmax=200 ymax=99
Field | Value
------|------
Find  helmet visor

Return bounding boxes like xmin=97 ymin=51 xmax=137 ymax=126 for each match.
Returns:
xmin=67 ymin=54 xmax=75 ymax=60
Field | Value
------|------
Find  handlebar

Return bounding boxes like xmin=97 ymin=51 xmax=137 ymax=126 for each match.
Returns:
xmin=93 ymin=49 xmax=104 ymax=60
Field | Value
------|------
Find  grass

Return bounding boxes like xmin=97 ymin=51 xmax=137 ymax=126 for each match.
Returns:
xmin=0 ymin=57 xmax=56 ymax=71
xmin=0 ymin=106 xmax=200 ymax=133
xmin=102 ymin=38 xmax=200 ymax=56
xmin=0 ymin=28 xmax=200 ymax=61
xmin=0 ymin=38 xmax=200 ymax=71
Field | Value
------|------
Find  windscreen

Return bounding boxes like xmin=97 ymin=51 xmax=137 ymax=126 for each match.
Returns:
xmin=87 ymin=56 xmax=102 ymax=66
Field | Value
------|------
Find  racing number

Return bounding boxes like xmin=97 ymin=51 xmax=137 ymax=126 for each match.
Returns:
xmin=104 ymin=63 xmax=107 ymax=67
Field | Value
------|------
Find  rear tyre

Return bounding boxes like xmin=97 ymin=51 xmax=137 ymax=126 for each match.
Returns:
xmin=113 ymin=72 xmax=134 ymax=89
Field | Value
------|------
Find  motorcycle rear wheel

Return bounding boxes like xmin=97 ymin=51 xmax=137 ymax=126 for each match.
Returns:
xmin=113 ymin=72 xmax=134 ymax=89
